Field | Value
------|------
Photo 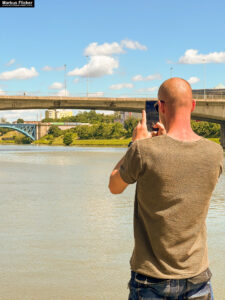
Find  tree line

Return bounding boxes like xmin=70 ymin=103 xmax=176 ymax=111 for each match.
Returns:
xmin=46 ymin=117 xmax=221 ymax=146
xmin=0 ymin=111 xmax=221 ymax=145
xmin=46 ymin=117 xmax=138 ymax=145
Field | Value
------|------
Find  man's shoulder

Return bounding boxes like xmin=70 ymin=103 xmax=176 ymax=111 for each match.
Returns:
xmin=136 ymin=135 xmax=167 ymax=146
xmin=201 ymin=138 xmax=224 ymax=153
xmin=135 ymin=136 xmax=167 ymax=156
xmin=136 ymin=135 xmax=223 ymax=154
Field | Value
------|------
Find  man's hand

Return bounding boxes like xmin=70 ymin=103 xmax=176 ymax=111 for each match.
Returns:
xmin=152 ymin=120 xmax=167 ymax=136
xmin=132 ymin=110 xmax=152 ymax=142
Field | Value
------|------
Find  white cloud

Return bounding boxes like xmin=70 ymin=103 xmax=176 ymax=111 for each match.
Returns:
xmin=84 ymin=42 xmax=124 ymax=56
xmin=42 ymin=65 xmax=52 ymax=71
xmin=179 ymin=49 xmax=225 ymax=64
xmin=88 ymin=91 xmax=104 ymax=97
xmin=0 ymin=89 xmax=6 ymax=95
xmin=84 ymin=39 xmax=147 ymax=56
xmin=0 ymin=67 xmax=38 ymax=80
xmin=137 ymin=86 xmax=159 ymax=93
xmin=213 ymin=83 xmax=225 ymax=89
xmin=121 ymin=39 xmax=147 ymax=51
xmin=110 ymin=83 xmax=134 ymax=90
xmin=0 ymin=109 xmax=45 ymax=122
xmin=74 ymin=78 xmax=79 ymax=84
xmin=68 ymin=39 xmax=147 ymax=80
xmin=132 ymin=73 xmax=162 ymax=82
xmin=42 ymin=65 xmax=64 ymax=71
xmin=6 ymin=59 xmax=15 ymax=66
xmin=188 ymin=77 xmax=200 ymax=84
xmin=132 ymin=75 xmax=143 ymax=82
xmin=56 ymin=89 xmax=70 ymax=96
xmin=49 ymin=82 xmax=64 ymax=90
xmin=68 ymin=55 xmax=119 ymax=78
xmin=0 ymin=90 xmax=6 ymax=95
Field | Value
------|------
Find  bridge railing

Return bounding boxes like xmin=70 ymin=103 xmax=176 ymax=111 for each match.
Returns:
xmin=1 ymin=90 xmax=225 ymax=100
xmin=193 ymin=94 xmax=225 ymax=99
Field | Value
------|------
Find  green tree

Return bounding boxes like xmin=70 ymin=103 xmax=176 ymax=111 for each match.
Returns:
xmin=48 ymin=125 xmax=62 ymax=137
xmin=124 ymin=117 xmax=139 ymax=137
xmin=63 ymin=133 xmax=73 ymax=145
xmin=17 ymin=118 xmax=24 ymax=123
xmin=0 ymin=127 xmax=12 ymax=135
xmin=15 ymin=135 xmax=32 ymax=144
xmin=94 ymin=123 xmax=110 ymax=139
xmin=42 ymin=111 xmax=119 ymax=124
xmin=191 ymin=121 xmax=220 ymax=138
xmin=76 ymin=125 xmax=96 ymax=139
xmin=21 ymin=136 xmax=32 ymax=144
xmin=41 ymin=118 xmax=55 ymax=123
xmin=111 ymin=122 xmax=125 ymax=139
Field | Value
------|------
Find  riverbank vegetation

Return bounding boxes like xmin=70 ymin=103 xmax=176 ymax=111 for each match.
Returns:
xmin=0 ymin=111 xmax=222 ymax=146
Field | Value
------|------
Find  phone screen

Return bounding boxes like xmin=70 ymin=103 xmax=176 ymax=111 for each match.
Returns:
xmin=145 ymin=100 xmax=159 ymax=132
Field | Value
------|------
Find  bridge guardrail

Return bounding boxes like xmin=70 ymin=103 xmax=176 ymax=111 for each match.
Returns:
xmin=193 ymin=94 xmax=225 ymax=99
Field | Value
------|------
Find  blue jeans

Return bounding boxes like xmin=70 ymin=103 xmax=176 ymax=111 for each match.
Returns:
xmin=128 ymin=269 xmax=214 ymax=299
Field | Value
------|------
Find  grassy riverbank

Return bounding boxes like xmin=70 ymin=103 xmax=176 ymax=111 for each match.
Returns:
xmin=33 ymin=136 xmax=221 ymax=146
xmin=0 ymin=132 xmax=220 ymax=147
xmin=32 ymin=134 xmax=132 ymax=147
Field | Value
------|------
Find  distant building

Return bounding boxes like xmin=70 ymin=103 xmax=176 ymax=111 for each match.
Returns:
xmin=56 ymin=110 xmax=73 ymax=119
xmin=45 ymin=110 xmax=56 ymax=119
xmin=45 ymin=109 xmax=73 ymax=119
xmin=119 ymin=112 xmax=141 ymax=124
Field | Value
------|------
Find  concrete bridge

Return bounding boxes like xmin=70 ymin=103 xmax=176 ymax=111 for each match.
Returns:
xmin=0 ymin=95 xmax=225 ymax=147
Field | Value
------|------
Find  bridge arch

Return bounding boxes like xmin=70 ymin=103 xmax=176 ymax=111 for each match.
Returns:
xmin=0 ymin=124 xmax=36 ymax=141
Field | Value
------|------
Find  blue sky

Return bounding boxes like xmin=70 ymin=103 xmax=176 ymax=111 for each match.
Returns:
xmin=0 ymin=0 xmax=225 ymax=121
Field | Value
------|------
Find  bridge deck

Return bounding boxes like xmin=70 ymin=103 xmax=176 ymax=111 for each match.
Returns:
xmin=0 ymin=95 xmax=225 ymax=113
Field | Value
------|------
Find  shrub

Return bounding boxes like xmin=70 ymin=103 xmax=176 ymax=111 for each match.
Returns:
xmin=63 ymin=133 xmax=73 ymax=145
xmin=48 ymin=125 xmax=62 ymax=137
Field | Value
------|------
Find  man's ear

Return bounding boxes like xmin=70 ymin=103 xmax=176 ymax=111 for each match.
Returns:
xmin=191 ymin=99 xmax=196 ymax=112
xmin=159 ymin=101 xmax=166 ymax=113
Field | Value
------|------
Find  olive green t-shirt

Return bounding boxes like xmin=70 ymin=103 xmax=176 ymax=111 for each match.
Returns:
xmin=119 ymin=135 xmax=224 ymax=279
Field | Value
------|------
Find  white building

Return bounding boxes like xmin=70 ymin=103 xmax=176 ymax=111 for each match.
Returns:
xmin=45 ymin=109 xmax=73 ymax=119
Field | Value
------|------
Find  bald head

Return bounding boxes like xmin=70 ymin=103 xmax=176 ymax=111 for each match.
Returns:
xmin=158 ymin=78 xmax=193 ymax=110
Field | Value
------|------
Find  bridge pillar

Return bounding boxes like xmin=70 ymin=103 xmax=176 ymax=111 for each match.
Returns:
xmin=36 ymin=123 xmax=50 ymax=140
xmin=220 ymin=122 xmax=225 ymax=148
xmin=36 ymin=123 xmax=40 ymax=140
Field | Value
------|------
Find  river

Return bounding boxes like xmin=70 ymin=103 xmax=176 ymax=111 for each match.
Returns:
xmin=0 ymin=145 xmax=224 ymax=300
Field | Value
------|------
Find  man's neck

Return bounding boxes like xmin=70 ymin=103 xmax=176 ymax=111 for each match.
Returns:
xmin=164 ymin=115 xmax=200 ymax=141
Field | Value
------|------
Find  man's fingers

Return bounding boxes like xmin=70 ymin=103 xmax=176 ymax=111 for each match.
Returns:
xmin=152 ymin=122 xmax=166 ymax=135
xmin=154 ymin=122 xmax=165 ymax=130
xmin=151 ymin=131 xmax=158 ymax=137
xmin=141 ymin=110 xmax=146 ymax=126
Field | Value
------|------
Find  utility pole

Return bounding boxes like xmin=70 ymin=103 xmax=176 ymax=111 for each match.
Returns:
xmin=170 ymin=67 xmax=173 ymax=78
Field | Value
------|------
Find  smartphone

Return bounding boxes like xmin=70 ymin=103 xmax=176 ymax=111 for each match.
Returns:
xmin=145 ymin=100 xmax=159 ymax=132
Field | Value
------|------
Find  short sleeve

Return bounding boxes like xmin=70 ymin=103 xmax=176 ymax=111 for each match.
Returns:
xmin=119 ymin=141 xmax=142 ymax=184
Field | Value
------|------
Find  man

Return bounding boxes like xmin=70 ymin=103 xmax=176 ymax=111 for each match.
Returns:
xmin=108 ymin=78 xmax=224 ymax=299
